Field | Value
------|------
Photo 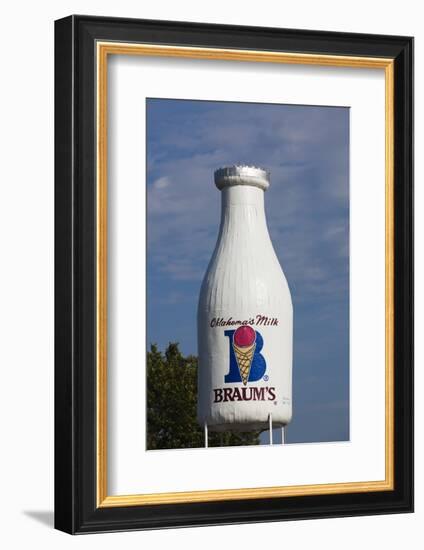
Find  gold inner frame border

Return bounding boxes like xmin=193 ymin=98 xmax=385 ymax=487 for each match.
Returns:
xmin=96 ymin=42 xmax=394 ymax=508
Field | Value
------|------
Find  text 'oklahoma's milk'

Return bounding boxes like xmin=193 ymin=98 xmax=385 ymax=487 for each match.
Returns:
xmin=197 ymin=166 xmax=293 ymax=432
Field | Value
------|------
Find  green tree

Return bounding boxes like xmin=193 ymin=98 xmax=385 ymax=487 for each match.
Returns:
xmin=147 ymin=342 xmax=260 ymax=450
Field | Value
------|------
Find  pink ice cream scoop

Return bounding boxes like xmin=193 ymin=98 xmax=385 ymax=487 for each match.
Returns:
xmin=233 ymin=326 xmax=256 ymax=347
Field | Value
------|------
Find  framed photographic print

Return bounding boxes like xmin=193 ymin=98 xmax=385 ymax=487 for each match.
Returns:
xmin=54 ymin=15 xmax=413 ymax=534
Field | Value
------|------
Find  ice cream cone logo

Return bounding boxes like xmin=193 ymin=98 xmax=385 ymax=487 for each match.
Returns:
xmin=232 ymin=326 xmax=257 ymax=385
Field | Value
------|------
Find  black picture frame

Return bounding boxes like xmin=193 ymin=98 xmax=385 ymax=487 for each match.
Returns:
xmin=55 ymin=14 xmax=413 ymax=534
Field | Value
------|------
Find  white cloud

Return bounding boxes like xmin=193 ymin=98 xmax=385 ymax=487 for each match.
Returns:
xmin=153 ymin=176 xmax=171 ymax=189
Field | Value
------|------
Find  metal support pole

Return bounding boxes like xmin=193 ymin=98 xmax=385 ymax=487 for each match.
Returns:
xmin=204 ymin=422 xmax=208 ymax=448
xmin=281 ymin=426 xmax=285 ymax=445
xmin=269 ymin=414 xmax=273 ymax=445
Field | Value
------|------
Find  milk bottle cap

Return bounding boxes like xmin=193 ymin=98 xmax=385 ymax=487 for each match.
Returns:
xmin=214 ymin=165 xmax=270 ymax=191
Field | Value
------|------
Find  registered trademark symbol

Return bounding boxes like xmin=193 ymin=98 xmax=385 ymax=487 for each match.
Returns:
xmin=263 ymin=375 xmax=269 ymax=381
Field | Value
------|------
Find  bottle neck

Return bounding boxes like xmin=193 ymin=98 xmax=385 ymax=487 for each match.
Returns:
xmin=220 ymin=185 xmax=266 ymax=217
xmin=218 ymin=184 xmax=270 ymax=247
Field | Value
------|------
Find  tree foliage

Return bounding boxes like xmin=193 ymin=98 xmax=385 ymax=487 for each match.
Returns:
xmin=147 ymin=342 xmax=260 ymax=450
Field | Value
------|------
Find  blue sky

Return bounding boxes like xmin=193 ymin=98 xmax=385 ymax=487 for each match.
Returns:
xmin=146 ymin=98 xmax=349 ymax=444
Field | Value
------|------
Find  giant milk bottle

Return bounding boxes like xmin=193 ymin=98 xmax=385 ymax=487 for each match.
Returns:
xmin=197 ymin=165 xmax=293 ymax=433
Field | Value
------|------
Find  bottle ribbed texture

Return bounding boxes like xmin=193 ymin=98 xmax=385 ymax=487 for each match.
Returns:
xmin=199 ymin=190 xmax=290 ymax=313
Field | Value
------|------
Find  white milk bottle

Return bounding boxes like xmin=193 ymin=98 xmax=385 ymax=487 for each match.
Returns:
xmin=197 ymin=165 xmax=293 ymax=433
